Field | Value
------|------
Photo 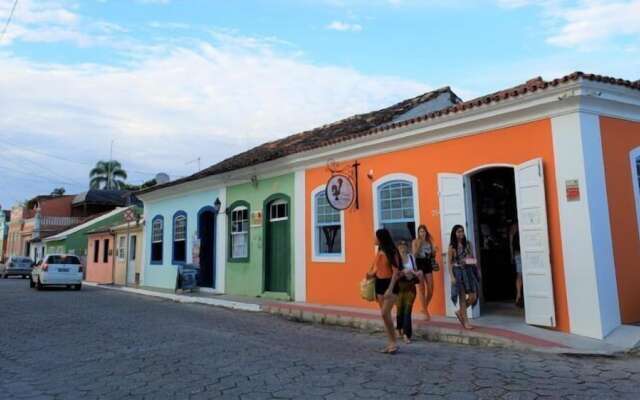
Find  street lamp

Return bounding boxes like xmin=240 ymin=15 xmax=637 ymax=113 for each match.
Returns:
xmin=213 ymin=198 xmax=222 ymax=214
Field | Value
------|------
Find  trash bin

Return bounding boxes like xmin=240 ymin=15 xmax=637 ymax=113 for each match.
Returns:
xmin=177 ymin=264 xmax=199 ymax=291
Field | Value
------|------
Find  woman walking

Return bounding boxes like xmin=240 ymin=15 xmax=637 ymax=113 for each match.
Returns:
xmin=412 ymin=225 xmax=436 ymax=320
xmin=395 ymin=241 xmax=418 ymax=344
xmin=366 ymin=228 xmax=402 ymax=354
xmin=448 ymin=225 xmax=480 ymax=330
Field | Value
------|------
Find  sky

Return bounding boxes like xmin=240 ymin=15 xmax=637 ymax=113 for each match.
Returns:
xmin=1 ymin=0 xmax=639 ymax=209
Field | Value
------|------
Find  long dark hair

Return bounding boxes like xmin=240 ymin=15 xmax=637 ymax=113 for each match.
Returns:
xmin=376 ymin=228 xmax=400 ymax=268
xmin=417 ymin=224 xmax=433 ymax=244
xmin=449 ymin=224 xmax=467 ymax=250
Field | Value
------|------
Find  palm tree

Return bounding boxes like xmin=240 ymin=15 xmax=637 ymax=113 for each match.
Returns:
xmin=89 ymin=160 xmax=128 ymax=190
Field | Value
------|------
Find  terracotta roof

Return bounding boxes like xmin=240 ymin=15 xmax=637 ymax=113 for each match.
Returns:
xmin=138 ymin=71 xmax=639 ymax=195
xmin=138 ymin=87 xmax=460 ymax=195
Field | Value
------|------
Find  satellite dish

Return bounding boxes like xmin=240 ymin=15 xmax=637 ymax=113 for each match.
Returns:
xmin=155 ymin=173 xmax=170 ymax=185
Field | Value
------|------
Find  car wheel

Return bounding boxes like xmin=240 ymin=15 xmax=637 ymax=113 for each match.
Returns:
xmin=36 ymin=278 xmax=44 ymax=291
xmin=29 ymin=278 xmax=35 ymax=288
xmin=2 ymin=274 xmax=7 ymax=279
xmin=74 ymin=284 xmax=82 ymax=291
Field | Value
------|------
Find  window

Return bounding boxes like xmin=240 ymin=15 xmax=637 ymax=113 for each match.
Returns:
xmin=103 ymin=239 xmax=109 ymax=263
xmin=270 ymin=200 xmax=288 ymax=221
xmin=314 ymin=190 xmax=343 ymax=258
xmin=151 ymin=216 xmax=163 ymax=263
xmin=93 ymin=240 xmax=100 ymax=263
xmin=118 ymin=236 xmax=126 ymax=260
xmin=230 ymin=206 xmax=249 ymax=260
xmin=377 ymin=179 xmax=417 ymax=243
xmin=172 ymin=212 xmax=187 ymax=264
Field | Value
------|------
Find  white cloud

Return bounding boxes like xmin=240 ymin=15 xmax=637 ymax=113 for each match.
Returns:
xmin=547 ymin=1 xmax=640 ymax=48
xmin=0 ymin=33 xmax=429 ymax=205
xmin=326 ymin=21 xmax=363 ymax=32
xmin=496 ymin=0 xmax=640 ymax=49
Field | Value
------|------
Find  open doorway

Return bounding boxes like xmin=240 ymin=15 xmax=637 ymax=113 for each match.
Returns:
xmin=469 ymin=167 xmax=522 ymax=316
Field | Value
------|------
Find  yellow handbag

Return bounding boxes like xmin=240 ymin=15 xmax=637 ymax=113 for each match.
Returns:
xmin=360 ymin=278 xmax=376 ymax=301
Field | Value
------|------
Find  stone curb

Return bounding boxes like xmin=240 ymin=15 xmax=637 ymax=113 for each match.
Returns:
xmin=83 ymin=282 xmax=631 ymax=357
xmin=82 ymin=282 xmax=262 ymax=312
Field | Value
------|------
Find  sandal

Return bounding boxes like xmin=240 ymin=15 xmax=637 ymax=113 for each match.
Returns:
xmin=454 ymin=310 xmax=465 ymax=327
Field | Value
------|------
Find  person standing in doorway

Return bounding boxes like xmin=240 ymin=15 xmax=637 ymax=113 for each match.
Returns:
xmin=366 ymin=228 xmax=402 ymax=354
xmin=448 ymin=225 xmax=480 ymax=330
xmin=509 ymin=220 xmax=523 ymax=308
xmin=396 ymin=241 xmax=418 ymax=344
xmin=412 ymin=224 xmax=436 ymax=320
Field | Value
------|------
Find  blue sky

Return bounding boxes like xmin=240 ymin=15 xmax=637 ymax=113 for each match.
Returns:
xmin=1 ymin=0 xmax=639 ymax=208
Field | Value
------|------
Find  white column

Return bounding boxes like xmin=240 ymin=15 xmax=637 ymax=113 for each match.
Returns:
xmin=215 ymin=187 xmax=227 ymax=294
xmin=294 ymin=170 xmax=307 ymax=302
xmin=551 ymin=112 xmax=621 ymax=339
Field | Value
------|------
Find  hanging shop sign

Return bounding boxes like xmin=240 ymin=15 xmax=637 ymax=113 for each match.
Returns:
xmin=325 ymin=160 xmax=360 ymax=211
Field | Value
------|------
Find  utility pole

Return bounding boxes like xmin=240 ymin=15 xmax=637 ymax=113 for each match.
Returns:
xmin=108 ymin=140 xmax=114 ymax=190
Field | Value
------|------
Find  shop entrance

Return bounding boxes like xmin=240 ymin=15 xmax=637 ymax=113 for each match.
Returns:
xmin=438 ymin=158 xmax=557 ymax=328
xmin=468 ymin=167 xmax=520 ymax=310
xmin=198 ymin=209 xmax=216 ymax=288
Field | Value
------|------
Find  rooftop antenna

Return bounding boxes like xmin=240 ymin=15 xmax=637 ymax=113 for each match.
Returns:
xmin=186 ymin=157 xmax=201 ymax=172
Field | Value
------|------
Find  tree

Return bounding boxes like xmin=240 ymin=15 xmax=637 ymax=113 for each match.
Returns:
xmin=50 ymin=187 xmax=66 ymax=196
xmin=121 ymin=178 xmax=156 ymax=191
xmin=89 ymin=160 xmax=128 ymax=190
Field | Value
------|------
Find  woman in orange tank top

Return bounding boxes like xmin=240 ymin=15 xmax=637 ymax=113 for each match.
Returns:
xmin=366 ymin=228 xmax=401 ymax=354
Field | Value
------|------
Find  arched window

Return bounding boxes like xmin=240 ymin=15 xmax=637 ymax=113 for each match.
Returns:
xmin=313 ymin=189 xmax=343 ymax=260
xmin=230 ymin=205 xmax=249 ymax=260
xmin=172 ymin=211 xmax=187 ymax=264
xmin=151 ymin=216 xmax=164 ymax=264
xmin=631 ymin=148 xmax=640 ymax=241
xmin=377 ymin=179 xmax=417 ymax=243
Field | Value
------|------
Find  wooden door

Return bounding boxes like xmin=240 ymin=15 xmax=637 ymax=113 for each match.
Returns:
xmin=265 ymin=199 xmax=290 ymax=293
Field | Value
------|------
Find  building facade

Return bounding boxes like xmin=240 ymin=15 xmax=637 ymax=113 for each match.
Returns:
xmin=225 ymin=174 xmax=297 ymax=300
xmin=138 ymin=185 xmax=225 ymax=291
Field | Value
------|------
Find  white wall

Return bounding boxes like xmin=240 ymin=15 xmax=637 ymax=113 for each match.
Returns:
xmin=551 ymin=112 xmax=620 ymax=339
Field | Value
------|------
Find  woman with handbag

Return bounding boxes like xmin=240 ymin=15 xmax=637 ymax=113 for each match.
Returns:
xmin=395 ymin=241 xmax=418 ymax=344
xmin=448 ymin=224 xmax=480 ymax=330
xmin=366 ymin=228 xmax=402 ymax=354
xmin=412 ymin=224 xmax=437 ymax=320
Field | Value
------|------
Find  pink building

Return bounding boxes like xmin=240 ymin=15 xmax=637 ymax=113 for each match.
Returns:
xmin=85 ymin=230 xmax=115 ymax=284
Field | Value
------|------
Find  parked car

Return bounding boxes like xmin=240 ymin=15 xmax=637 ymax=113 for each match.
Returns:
xmin=30 ymin=254 xmax=83 ymax=290
xmin=1 ymin=256 xmax=33 ymax=279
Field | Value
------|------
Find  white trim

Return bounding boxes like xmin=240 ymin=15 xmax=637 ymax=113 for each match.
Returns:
xmin=215 ymin=187 xmax=227 ymax=293
xmin=551 ymin=112 xmax=620 ymax=339
xmin=630 ymin=148 xmax=640 ymax=243
xmin=463 ymin=163 xmax=515 ymax=176
xmin=310 ymin=185 xmax=346 ymax=263
xmin=294 ymin=170 xmax=307 ymax=302
xmin=372 ymin=173 xmax=420 ymax=237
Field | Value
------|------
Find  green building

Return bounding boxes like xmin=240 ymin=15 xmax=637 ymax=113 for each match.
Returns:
xmin=44 ymin=207 xmax=135 ymax=262
xmin=225 ymin=173 xmax=296 ymax=300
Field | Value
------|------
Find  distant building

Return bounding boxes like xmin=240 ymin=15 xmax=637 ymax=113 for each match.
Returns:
xmin=0 ymin=210 xmax=10 ymax=263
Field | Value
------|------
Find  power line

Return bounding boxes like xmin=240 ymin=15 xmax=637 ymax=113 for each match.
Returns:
xmin=0 ymin=0 xmax=18 ymax=43
xmin=0 ymin=140 xmax=190 ymax=177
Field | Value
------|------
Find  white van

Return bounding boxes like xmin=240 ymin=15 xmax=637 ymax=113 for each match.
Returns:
xmin=30 ymin=254 xmax=83 ymax=290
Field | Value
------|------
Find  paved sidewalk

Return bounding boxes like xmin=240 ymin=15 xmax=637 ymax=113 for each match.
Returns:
xmin=84 ymin=281 xmax=640 ymax=357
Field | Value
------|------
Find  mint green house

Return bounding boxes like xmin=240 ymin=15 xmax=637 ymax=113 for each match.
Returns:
xmin=226 ymin=173 xmax=297 ymax=300
xmin=43 ymin=207 xmax=133 ymax=264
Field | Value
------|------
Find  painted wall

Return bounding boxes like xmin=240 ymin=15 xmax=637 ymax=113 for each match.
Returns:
xmin=142 ymin=187 xmax=224 ymax=291
xmin=305 ymin=119 xmax=571 ymax=332
xmin=226 ymin=173 xmax=296 ymax=299
xmin=600 ymin=116 xmax=640 ymax=324
xmin=86 ymin=232 xmax=115 ymax=284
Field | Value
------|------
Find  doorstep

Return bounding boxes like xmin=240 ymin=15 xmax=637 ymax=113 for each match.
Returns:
xmin=83 ymin=281 xmax=640 ymax=356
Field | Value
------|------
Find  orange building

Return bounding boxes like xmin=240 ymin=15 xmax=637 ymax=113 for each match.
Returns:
xmin=299 ymin=73 xmax=640 ymax=340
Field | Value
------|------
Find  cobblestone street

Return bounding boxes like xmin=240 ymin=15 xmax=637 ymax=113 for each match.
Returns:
xmin=1 ymin=278 xmax=639 ymax=400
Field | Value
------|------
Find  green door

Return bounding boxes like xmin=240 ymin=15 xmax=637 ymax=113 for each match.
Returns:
xmin=265 ymin=199 xmax=290 ymax=293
